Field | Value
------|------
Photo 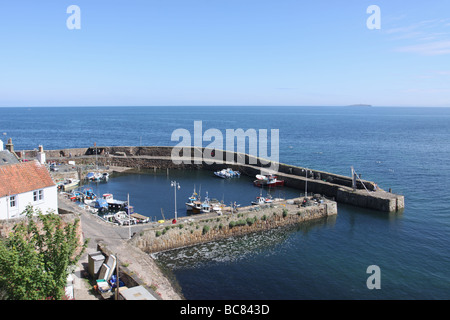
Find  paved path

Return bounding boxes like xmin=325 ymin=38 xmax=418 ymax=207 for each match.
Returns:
xmin=60 ymin=195 xmax=183 ymax=300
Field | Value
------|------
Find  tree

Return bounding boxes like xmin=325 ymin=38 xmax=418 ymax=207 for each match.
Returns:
xmin=0 ymin=206 xmax=88 ymax=300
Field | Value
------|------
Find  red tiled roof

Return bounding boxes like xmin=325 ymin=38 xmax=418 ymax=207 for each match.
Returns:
xmin=0 ymin=160 xmax=55 ymax=198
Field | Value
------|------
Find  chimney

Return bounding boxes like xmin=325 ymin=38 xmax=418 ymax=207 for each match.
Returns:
xmin=5 ymin=138 xmax=14 ymax=153
xmin=37 ymin=144 xmax=46 ymax=165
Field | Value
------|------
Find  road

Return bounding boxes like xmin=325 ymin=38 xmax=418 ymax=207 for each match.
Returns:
xmin=59 ymin=195 xmax=183 ymax=300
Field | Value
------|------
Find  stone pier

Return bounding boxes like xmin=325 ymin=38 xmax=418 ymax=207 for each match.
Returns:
xmin=24 ymin=145 xmax=404 ymax=213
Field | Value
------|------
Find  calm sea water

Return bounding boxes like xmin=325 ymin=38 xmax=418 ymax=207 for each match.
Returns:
xmin=1 ymin=106 xmax=450 ymax=299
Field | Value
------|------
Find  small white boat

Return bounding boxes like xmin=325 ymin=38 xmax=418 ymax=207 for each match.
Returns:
xmin=211 ymin=203 xmax=223 ymax=214
xmin=86 ymin=171 xmax=109 ymax=182
xmin=251 ymin=196 xmax=273 ymax=205
xmin=214 ymin=168 xmax=240 ymax=179
xmin=57 ymin=178 xmax=80 ymax=191
xmin=113 ymin=211 xmax=137 ymax=226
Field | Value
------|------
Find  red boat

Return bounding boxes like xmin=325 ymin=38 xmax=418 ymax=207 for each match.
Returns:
xmin=253 ymin=174 xmax=285 ymax=187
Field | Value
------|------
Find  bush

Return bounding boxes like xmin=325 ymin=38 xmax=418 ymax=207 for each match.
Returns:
xmin=202 ymin=225 xmax=210 ymax=235
xmin=282 ymin=208 xmax=288 ymax=217
xmin=262 ymin=214 xmax=267 ymax=221
xmin=229 ymin=221 xmax=236 ymax=229
xmin=246 ymin=217 xmax=257 ymax=226
xmin=155 ymin=231 xmax=162 ymax=237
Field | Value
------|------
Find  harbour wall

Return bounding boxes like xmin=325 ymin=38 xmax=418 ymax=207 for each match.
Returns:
xmin=23 ymin=146 xmax=404 ymax=212
xmin=130 ymin=198 xmax=337 ymax=254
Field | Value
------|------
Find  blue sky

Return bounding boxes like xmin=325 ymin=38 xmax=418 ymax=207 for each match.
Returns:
xmin=0 ymin=0 xmax=449 ymax=107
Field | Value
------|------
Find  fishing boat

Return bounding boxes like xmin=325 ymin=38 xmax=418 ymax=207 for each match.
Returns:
xmin=211 ymin=203 xmax=224 ymax=214
xmin=214 ymin=168 xmax=241 ymax=178
xmin=251 ymin=196 xmax=273 ymax=205
xmin=73 ymin=187 xmax=97 ymax=205
xmin=251 ymin=190 xmax=273 ymax=205
xmin=86 ymin=171 xmax=109 ymax=182
xmin=85 ymin=172 xmax=101 ymax=181
xmin=186 ymin=187 xmax=199 ymax=210
xmin=200 ymin=202 xmax=211 ymax=213
xmin=253 ymin=174 xmax=284 ymax=187
xmin=57 ymin=178 xmax=80 ymax=191
xmin=191 ymin=201 xmax=204 ymax=214
xmin=113 ymin=211 xmax=137 ymax=226
xmin=191 ymin=192 xmax=212 ymax=214
xmin=89 ymin=198 xmax=109 ymax=211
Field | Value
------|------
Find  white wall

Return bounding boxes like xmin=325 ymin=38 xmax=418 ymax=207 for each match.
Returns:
xmin=0 ymin=185 xmax=58 ymax=220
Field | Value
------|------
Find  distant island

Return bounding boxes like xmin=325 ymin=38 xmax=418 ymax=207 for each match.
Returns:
xmin=347 ymin=104 xmax=372 ymax=107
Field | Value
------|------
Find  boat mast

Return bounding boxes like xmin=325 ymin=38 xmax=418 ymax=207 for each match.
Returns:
xmin=128 ymin=193 xmax=131 ymax=239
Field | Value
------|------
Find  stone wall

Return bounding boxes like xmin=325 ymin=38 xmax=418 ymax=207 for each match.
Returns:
xmin=21 ymin=145 xmax=404 ymax=212
xmin=131 ymin=199 xmax=337 ymax=253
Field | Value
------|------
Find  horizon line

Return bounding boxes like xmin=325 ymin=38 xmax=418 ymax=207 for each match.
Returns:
xmin=1 ymin=105 xmax=449 ymax=108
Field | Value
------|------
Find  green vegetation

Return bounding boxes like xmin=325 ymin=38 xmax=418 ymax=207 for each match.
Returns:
xmin=0 ymin=206 xmax=88 ymax=300
xmin=155 ymin=230 xmax=162 ymax=237
xmin=202 ymin=225 xmax=210 ymax=235
xmin=246 ymin=216 xmax=257 ymax=226
xmin=282 ymin=208 xmax=288 ymax=217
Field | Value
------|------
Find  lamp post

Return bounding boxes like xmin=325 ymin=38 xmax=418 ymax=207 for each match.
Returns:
xmin=171 ymin=181 xmax=180 ymax=222
xmin=302 ymin=169 xmax=311 ymax=198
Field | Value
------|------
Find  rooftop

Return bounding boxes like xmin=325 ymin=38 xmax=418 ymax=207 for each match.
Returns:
xmin=0 ymin=160 xmax=55 ymax=198
xmin=0 ymin=150 xmax=20 ymax=166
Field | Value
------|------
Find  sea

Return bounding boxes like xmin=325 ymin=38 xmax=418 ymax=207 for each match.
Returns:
xmin=1 ymin=106 xmax=449 ymax=300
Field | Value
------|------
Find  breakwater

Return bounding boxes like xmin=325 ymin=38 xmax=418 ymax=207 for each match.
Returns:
xmin=131 ymin=198 xmax=337 ymax=254
xmin=26 ymin=145 xmax=404 ymax=213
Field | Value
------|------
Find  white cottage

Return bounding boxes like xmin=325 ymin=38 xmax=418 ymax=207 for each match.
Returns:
xmin=0 ymin=160 xmax=58 ymax=220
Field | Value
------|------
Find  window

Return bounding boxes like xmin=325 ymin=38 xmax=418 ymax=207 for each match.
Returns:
xmin=9 ymin=196 xmax=16 ymax=208
xmin=33 ymin=190 xmax=44 ymax=202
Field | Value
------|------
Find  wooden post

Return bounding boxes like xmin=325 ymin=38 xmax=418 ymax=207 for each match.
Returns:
xmin=115 ymin=254 xmax=119 ymax=300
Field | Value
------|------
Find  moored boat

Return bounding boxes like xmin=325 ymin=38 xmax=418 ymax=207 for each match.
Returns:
xmin=113 ymin=211 xmax=137 ymax=226
xmin=253 ymin=174 xmax=284 ymax=187
xmin=214 ymin=168 xmax=241 ymax=179
xmin=186 ymin=187 xmax=199 ymax=210
xmin=86 ymin=171 xmax=109 ymax=182
xmin=57 ymin=178 xmax=80 ymax=191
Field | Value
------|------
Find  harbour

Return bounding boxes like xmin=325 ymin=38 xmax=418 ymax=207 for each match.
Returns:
xmin=2 ymin=0 xmax=450 ymax=303
xmin=2 ymin=105 xmax=449 ymax=300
